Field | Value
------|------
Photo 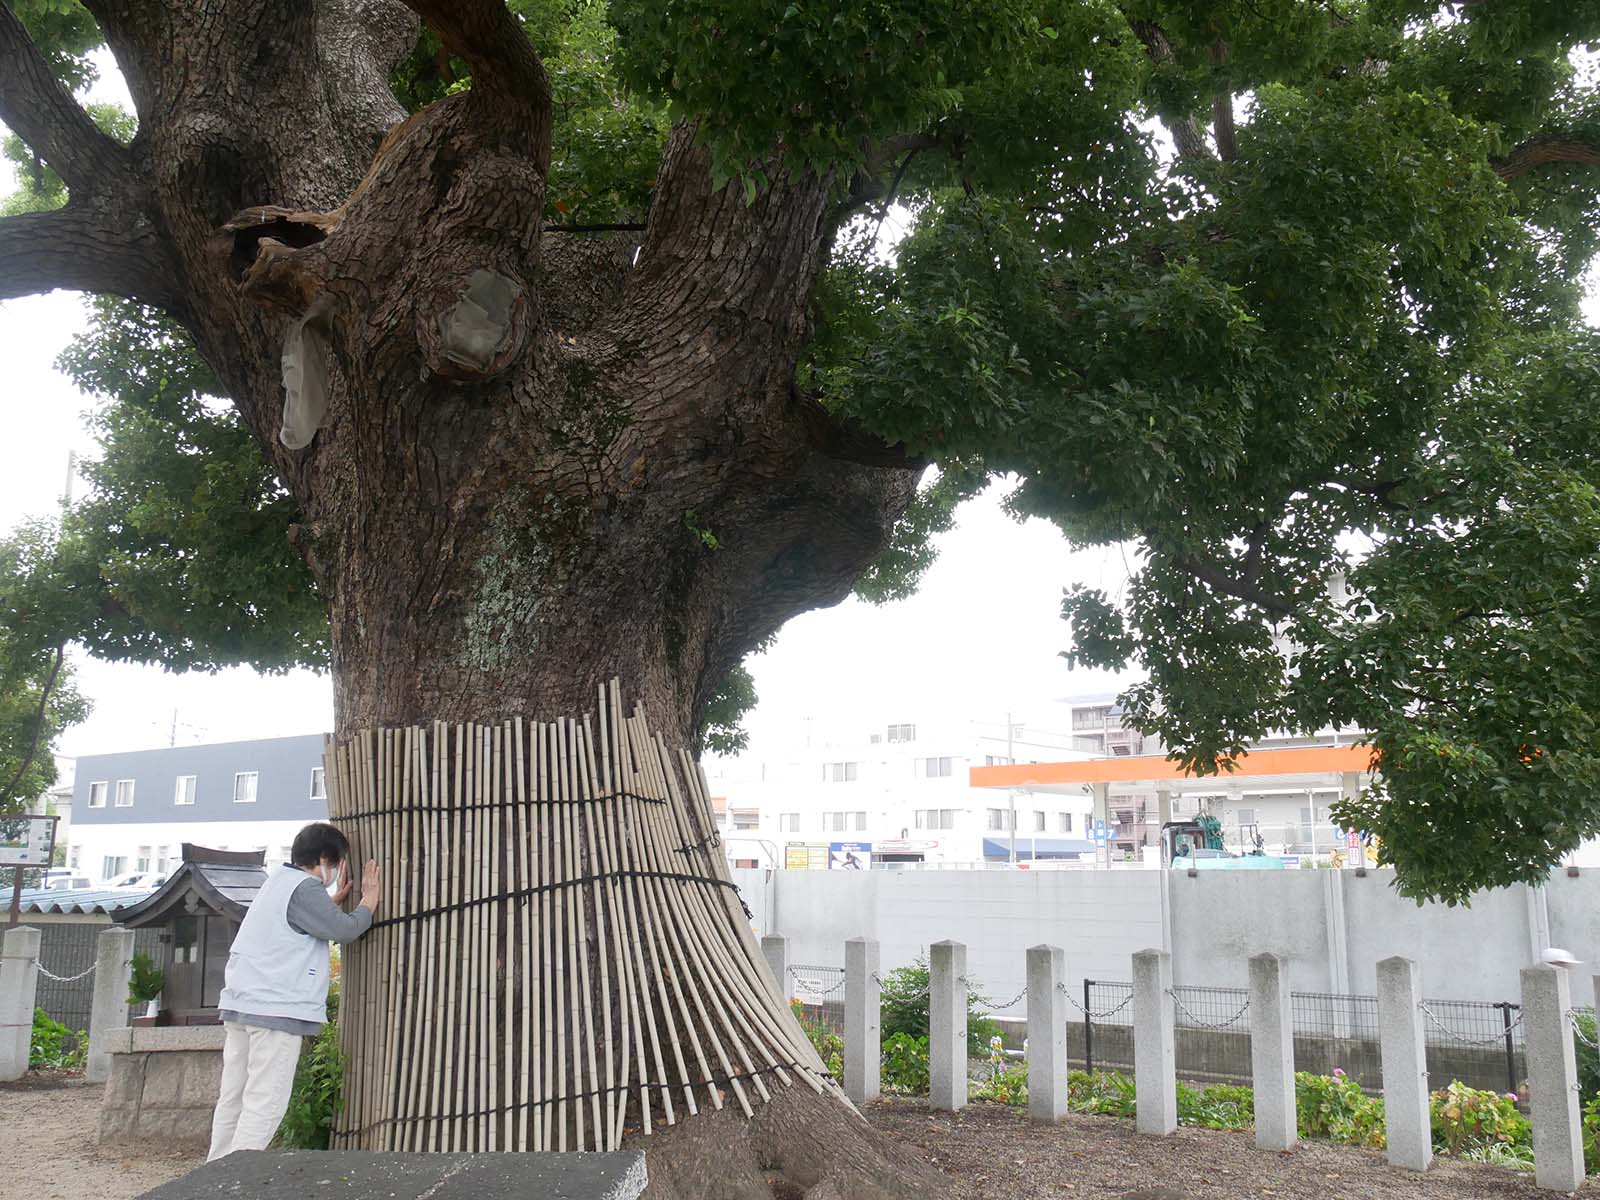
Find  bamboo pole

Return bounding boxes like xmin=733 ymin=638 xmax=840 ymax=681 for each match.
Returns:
xmin=578 ymin=709 xmax=621 ymax=1149
xmin=537 ymin=720 xmax=556 ymax=1151
xmin=515 ymin=717 xmax=534 ymax=1152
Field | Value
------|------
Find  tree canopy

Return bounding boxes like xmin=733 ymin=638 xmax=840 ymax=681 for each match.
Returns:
xmin=2 ymin=0 xmax=1599 ymax=901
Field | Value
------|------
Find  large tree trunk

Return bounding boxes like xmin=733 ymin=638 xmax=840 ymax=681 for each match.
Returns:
xmin=325 ymin=693 xmax=933 ymax=1199
xmin=5 ymin=1 xmax=927 ymax=1191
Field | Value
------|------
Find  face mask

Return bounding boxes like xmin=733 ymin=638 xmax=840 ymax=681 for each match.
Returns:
xmin=320 ymin=863 xmax=339 ymax=897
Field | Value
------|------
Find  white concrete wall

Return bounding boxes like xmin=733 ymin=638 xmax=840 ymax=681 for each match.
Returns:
xmin=735 ymin=866 xmax=1600 ymax=1008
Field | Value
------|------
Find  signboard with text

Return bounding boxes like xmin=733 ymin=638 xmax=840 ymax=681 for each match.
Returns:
xmin=828 ymin=842 xmax=872 ymax=870
xmin=0 ymin=815 xmax=55 ymax=866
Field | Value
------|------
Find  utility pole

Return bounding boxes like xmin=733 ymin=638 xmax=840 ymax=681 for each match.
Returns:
xmin=1007 ymin=713 xmax=1016 ymax=865
xmin=61 ymin=450 xmax=76 ymax=507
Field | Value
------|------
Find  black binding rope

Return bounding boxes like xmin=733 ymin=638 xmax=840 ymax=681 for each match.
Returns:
xmin=332 ymin=1062 xmax=810 ymax=1137
xmin=674 ymin=830 xmax=722 ymax=855
xmin=340 ymin=789 xmax=667 ymax=822
xmin=367 ymin=869 xmax=746 ymax=930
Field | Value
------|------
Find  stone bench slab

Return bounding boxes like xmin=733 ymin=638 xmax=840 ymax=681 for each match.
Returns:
xmin=135 ymin=1150 xmax=648 ymax=1200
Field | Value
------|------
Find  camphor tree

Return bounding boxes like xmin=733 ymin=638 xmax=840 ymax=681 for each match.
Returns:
xmin=4 ymin=0 xmax=1600 ymax=1189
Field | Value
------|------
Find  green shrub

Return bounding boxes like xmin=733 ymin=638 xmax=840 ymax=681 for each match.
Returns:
xmin=881 ymin=1032 xmax=930 ymax=1094
xmin=1178 ymin=1081 xmax=1254 ymax=1130
xmin=127 ymin=953 xmax=164 ymax=1007
xmin=1583 ymin=1095 xmax=1600 ymax=1173
xmin=973 ymin=1061 xmax=1028 ymax=1107
xmin=1294 ymin=1069 xmax=1385 ymax=1147
xmin=29 ymin=1008 xmax=87 ymax=1071
xmin=879 ymin=958 xmax=998 ymax=1055
xmin=1067 ymin=1069 xmax=1137 ymax=1117
xmin=789 ymin=999 xmax=844 ymax=1080
xmin=1574 ymin=1011 xmax=1600 ymax=1106
xmin=276 ymin=986 xmax=344 ymax=1149
xmin=1429 ymin=1080 xmax=1530 ymax=1158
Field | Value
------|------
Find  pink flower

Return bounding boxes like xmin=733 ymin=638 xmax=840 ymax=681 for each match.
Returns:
xmin=1333 ymin=1068 xmax=1346 ymax=1078
xmin=1505 ymin=1093 xmax=1519 ymax=1101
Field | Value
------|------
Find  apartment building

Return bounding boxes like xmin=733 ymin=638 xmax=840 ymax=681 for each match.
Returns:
xmin=69 ymin=735 xmax=328 ymax=881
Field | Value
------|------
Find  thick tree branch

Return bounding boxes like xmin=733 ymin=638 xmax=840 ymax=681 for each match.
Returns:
xmin=0 ymin=0 xmax=130 ymax=189
xmin=830 ymin=131 xmax=944 ymax=234
xmin=400 ymin=0 xmax=551 ymax=161
xmin=1493 ymin=136 xmax=1600 ymax=179
xmin=794 ymin=388 xmax=927 ymax=471
xmin=1171 ymin=551 xmax=1294 ymax=618
xmin=1211 ymin=41 xmax=1236 ymax=163
xmin=1131 ymin=20 xmax=1216 ymax=167
xmin=0 ymin=203 xmax=179 ymax=307
xmin=317 ymin=0 xmax=419 ymax=163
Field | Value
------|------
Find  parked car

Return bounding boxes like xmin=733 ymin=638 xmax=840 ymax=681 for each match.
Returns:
xmin=40 ymin=869 xmax=95 ymax=891
xmin=107 ymin=871 xmax=168 ymax=890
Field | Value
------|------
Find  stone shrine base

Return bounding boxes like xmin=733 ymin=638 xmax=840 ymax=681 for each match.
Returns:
xmin=132 ymin=1150 xmax=649 ymax=1200
xmin=97 ymin=1025 xmax=225 ymax=1148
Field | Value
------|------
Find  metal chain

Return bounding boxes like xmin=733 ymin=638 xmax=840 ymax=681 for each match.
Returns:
xmin=1569 ymin=1010 xmax=1599 ymax=1050
xmin=36 ymin=961 xmax=96 ymax=984
xmin=1063 ymin=988 xmax=1134 ymax=1021
xmin=1417 ymin=1000 xmax=1524 ymax=1045
xmin=788 ymin=969 xmax=846 ymax=998
xmin=987 ymin=986 xmax=1028 ymax=1011
xmin=1167 ymin=988 xmax=1250 ymax=1030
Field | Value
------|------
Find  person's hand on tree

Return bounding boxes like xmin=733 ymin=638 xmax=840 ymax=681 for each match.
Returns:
xmin=329 ymin=860 xmax=351 ymax=904
xmin=359 ymin=859 xmax=381 ymax=915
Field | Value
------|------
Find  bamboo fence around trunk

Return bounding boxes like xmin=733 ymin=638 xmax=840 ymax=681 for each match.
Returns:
xmin=324 ymin=681 xmax=838 ymax=1151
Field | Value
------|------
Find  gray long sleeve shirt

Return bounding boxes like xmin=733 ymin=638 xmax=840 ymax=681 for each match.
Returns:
xmin=220 ymin=870 xmax=373 ymax=1037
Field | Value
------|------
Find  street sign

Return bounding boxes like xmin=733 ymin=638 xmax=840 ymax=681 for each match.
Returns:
xmin=828 ymin=842 xmax=872 ymax=870
xmin=0 ymin=814 xmax=54 ymax=866
xmin=1092 ymin=820 xmax=1108 ymax=844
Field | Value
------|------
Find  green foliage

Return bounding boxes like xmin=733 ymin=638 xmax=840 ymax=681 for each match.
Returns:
xmin=1176 ymin=1081 xmax=1254 ymax=1130
xmin=881 ymin=1031 xmax=930 ymax=1095
xmin=276 ymin=985 xmax=344 ymax=1149
xmin=1429 ymin=1080 xmax=1531 ymax=1160
xmin=29 ymin=1007 xmax=87 ymax=1071
xmin=1583 ymin=1095 xmax=1600 ymax=1174
xmin=1294 ymin=1069 xmax=1385 ymax=1147
xmin=1576 ymin=1011 xmax=1600 ymax=1107
xmin=789 ymin=999 xmax=843 ymax=1081
xmin=878 ymin=958 xmax=998 ymax=1054
xmin=973 ymin=1059 xmax=1027 ymax=1107
xmin=1066 ymin=1068 xmax=1137 ymax=1117
xmin=0 ymin=524 xmax=90 ymax=814
xmin=127 ymin=952 xmax=164 ymax=1007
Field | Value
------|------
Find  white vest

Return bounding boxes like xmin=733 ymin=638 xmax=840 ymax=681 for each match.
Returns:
xmin=219 ymin=864 xmax=331 ymax=1024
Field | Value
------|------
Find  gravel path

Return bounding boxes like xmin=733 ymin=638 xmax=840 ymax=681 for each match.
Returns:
xmin=0 ymin=1074 xmax=202 ymax=1200
xmin=869 ymin=1097 xmax=1599 ymax=1198
xmin=3 ymin=1074 xmax=1594 ymax=1199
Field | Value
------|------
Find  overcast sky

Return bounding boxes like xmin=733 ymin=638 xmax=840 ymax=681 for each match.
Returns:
xmin=0 ymin=57 xmax=1135 ymax=764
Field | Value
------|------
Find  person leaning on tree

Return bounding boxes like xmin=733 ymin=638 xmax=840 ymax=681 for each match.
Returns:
xmin=207 ymin=821 xmax=381 ymax=1160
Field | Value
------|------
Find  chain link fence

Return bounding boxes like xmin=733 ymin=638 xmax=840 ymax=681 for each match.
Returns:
xmin=24 ymin=922 xmax=162 ymax=1034
xmin=788 ymin=964 xmax=846 ymax=1037
xmin=1075 ymin=979 xmax=1532 ymax=1094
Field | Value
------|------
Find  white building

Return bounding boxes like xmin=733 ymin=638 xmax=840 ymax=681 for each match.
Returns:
xmin=704 ymin=716 xmax=1097 ymax=869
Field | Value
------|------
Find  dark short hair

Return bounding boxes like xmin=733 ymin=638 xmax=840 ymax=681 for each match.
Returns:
xmin=290 ymin=822 xmax=350 ymax=869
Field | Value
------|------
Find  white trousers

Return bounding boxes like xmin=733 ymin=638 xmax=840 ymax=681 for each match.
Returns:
xmin=207 ymin=1023 xmax=304 ymax=1161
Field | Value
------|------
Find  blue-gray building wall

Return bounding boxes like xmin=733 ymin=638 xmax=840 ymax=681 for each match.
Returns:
xmin=73 ymin=734 xmax=330 ymax=826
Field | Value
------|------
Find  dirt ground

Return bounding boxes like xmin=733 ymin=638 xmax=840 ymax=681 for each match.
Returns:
xmin=0 ymin=1074 xmax=202 ymax=1200
xmin=3 ymin=1074 xmax=1595 ymax=1199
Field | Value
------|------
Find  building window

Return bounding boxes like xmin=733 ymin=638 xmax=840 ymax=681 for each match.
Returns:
xmin=158 ymin=845 xmax=177 ymax=872
xmin=779 ymin=813 xmax=800 ymax=832
xmin=102 ymin=855 xmax=128 ymax=880
xmin=823 ymin=762 xmax=858 ymax=783
xmin=984 ymin=755 xmax=1013 ymax=766
xmin=277 ymin=846 xmax=293 ymax=864
xmin=887 ymin=723 xmax=916 ymax=743
xmin=1058 ymin=812 xmax=1074 ymax=833
xmin=174 ymin=775 xmax=196 ymax=805
xmin=310 ymin=766 xmax=326 ymax=800
xmin=986 ymin=808 xmax=1013 ymax=831
xmin=915 ymin=809 xmax=955 ymax=830
xmin=823 ymin=811 xmax=868 ymax=832
xmin=233 ymin=772 xmax=259 ymax=804
xmin=733 ymin=858 xmax=759 ymax=869
xmin=921 ymin=757 xmax=952 ymax=778
xmin=855 ymin=811 xmax=867 ymax=831
xmin=88 ymin=781 xmax=108 ymax=809
xmin=1236 ymin=808 xmax=1257 ymax=825
xmin=69 ymin=845 xmax=81 ymax=870
xmin=135 ymin=846 xmax=152 ymax=873
xmin=732 ymin=809 xmax=758 ymax=831
xmin=114 ymin=779 xmax=135 ymax=808
xmin=1034 ymin=811 xmax=1046 ymax=832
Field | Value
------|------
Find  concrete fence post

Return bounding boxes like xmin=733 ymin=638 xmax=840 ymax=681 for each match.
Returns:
xmin=0 ymin=925 xmax=41 ymax=1082
xmin=1132 ymin=948 xmax=1176 ymax=1135
xmin=1521 ymin=962 xmax=1584 ymax=1191
xmin=1249 ymin=953 xmax=1297 ymax=1151
xmin=1375 ymin=956 xmax=1432 ymax=1171
xmin=1026 ymin=944 xmax=1067 ymax=1123
xmin=929 ymin=940 xmax=967 ymax=1111
xmin=844 ymin=936 xmax=880 ymax=1105
xmin=761 ymin=934 xmax=790 ymax=1003
xmin=87 ymin=926 xmax=136 ymax=1083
